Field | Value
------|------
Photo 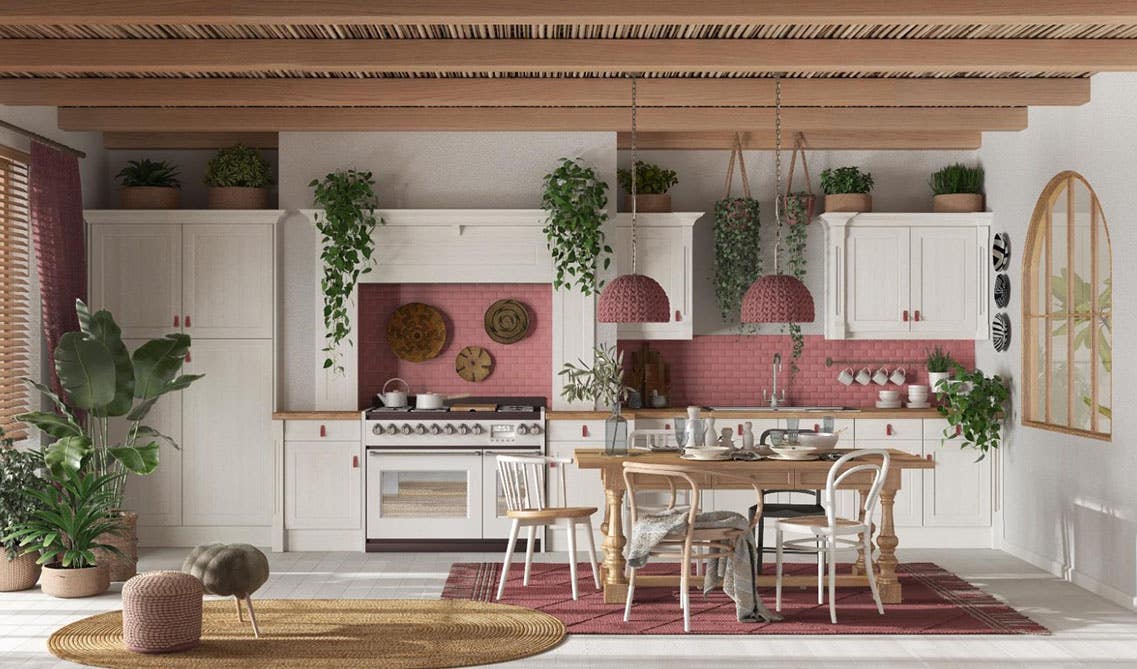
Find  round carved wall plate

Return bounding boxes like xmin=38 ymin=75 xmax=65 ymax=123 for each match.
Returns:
xmin=485 ymin=299 xmax=531 ymax=344
xmin=386 ymin=303 xmax=447 ymax=362
xmin=994 ymin=273 xmax=1011 ymax=308
xmin=456 ymin=346 xmax=494 ymax=382
xmin=992 ymin=312 xmax=1012 ymax=352
xmin=992 ymin=233 xmax=1011 ymax=271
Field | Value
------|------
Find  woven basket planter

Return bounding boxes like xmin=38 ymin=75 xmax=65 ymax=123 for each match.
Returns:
xmin=120 ymin=187 xmax=180 ymax=210
xmin=95 ymin=511 xmax=138 ymax=582
xmin=208 ymin=186 xmax=269 ymax=209
xmin=824 ymin=193 xmax=872 ymax=213
xmin=123 ymin=571 xmax=204 ymax=653
xmin=624 ymin=193 xmax=671 ymax=213
xmin=933 ymin=193 xmax=984 ymax=213
xmin=40 ymin=563 xmax=110 ymax=598
xmin=0 ymin=548 xmax=41 ymax=592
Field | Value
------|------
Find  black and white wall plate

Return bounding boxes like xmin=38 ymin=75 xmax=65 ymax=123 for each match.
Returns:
xmin=992 ymin=233 xmax=1011 ymax=271
xmin=994 ymin=273 xmax=1011 ymax=308
xmin=992 ymin=313 xmax=1012 ymax=352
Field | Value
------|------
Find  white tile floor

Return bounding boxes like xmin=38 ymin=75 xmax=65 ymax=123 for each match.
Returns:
xmin=3 ymin=548 xmax=1137 ymax=668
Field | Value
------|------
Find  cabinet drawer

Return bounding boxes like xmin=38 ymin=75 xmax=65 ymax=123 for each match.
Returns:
xmin=547 ymin=420 xmax=608 ymax=443
xmin=923 ymin=418 xmax=960 ymax=440
xmin=853 ymin=419 xmax=922 ymax=441
xmin=284 ymin=419 xmax=361 ymax=442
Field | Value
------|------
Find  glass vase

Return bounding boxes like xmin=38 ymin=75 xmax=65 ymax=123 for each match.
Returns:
xmin=605 ymin=406 xmax=629 ymax=456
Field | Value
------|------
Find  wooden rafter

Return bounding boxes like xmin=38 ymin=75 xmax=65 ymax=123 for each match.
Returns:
xmin=617 ymin=131 xmax=982 ymax=150
xmin=0 ymin=77 xmax=1091 ymax=108
xmin=4 ymin=39 xmax=1137 ymax=74
xmin=102 ymin=132 xmax=279 ymax=150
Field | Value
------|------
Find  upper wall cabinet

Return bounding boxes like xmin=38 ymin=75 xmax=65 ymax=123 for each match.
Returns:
xmin=821 ymin=213 xmax=991 ymax=340
xmin=611 ymin=212 xmax=700 ymax=340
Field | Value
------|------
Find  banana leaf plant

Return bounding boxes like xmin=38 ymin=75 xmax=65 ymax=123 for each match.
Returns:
xmin=17 ymin=300 xmax=204 ymax=506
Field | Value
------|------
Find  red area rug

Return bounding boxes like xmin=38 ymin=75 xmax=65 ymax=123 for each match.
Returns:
xmin=442 ymin=562 xmax=1048 ymax=635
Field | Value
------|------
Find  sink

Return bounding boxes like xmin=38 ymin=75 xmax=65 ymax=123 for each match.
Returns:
xmin=706 ymin=406 xmax=856 ymax=412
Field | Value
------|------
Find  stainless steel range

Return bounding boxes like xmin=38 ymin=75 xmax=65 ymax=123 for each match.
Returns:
xmin=363 ymin=397 xmax=546 ymax=551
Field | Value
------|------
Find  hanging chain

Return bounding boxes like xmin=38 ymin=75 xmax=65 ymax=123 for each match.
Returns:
xmin=630 ymin=75 xmax=638 ymax=275
xmin=773 ymin=74 xmax=783 ymax=275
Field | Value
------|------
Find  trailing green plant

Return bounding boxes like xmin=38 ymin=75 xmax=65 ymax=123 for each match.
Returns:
xmin=820 ymin=166 xmax=874 ymax=195
xmin=617 ymin=160 xmax=679 ymax=195
xmin=115 ymin=159 xmax=180 ymax=188
xmin=310 ymin=170 xmax=384 ymax=373
xmin=925 ymin=345 xmax=957 ymax=373
xmin=0 ymin=428 xmax=46 ymax=559
xmin=18 ymin=300 xmax=203 ymax=507
xmin=929 ymin=163 xmax=984 ymax=195
xmin=3 ymin=469 xmax=125 ymax=569
xmin=781 ymin=195 xmax=810 ymax=369
xmin=713 ymin=198 xmax=762 ymax=322
xmin=204 ymin=144 xmax=272 ymax=188
xmin=558 ymin=346 xmax=630 ymax=415
xmin=541 ymin=158 xmax=611 ymax=296
xmin=937 ymin=368 xmax=1009 ymax=462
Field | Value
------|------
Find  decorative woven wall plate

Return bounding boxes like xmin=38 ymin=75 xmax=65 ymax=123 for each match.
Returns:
xmin=485 ymin=299 xmax=531 ymax=344
xmin=994 ymin=273 xmax=1011 ymax=308
xmin=456 ymin=346 xmax=494 ymax=382
xmin=386 ymin=303 xmax=447 ymax=362
xmin=992 ymin=233 xmax=1011 ymax=271
xmin=992 ymin=313 xmax=1011 ymax=352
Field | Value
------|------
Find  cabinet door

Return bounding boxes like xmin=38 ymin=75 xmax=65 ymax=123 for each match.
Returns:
xmin=845 ymin=227 xmax=910 ymax=336
xmin=183 ymin=224 xmax=273 ymax=339
xmin=613 ymin=225 xmax=692 ymax=340
xmin=854 ymin=439 xmax=923 ymax=528
xmin=89 ymin=223 xmax=182 ymax=338
xmin=119 ymin=375 xmax=182 ymax=527
xmin=284 ymin=441 xmax=362 ymax=530
xmin=923 ymin=437 xmax=991 ymax=527
xmin=182 ymin=339 xmax=274 ymax=527
xmin=910 ymin=227 xmax=979 ymax=337
xmin=547 ymin=442 xmax=606 ymax=550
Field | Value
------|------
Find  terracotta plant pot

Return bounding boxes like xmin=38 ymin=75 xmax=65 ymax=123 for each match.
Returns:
xmin=208 ymin=186 xmax=269 ymax=210
xmin=624 ymin=193 xmax=672 ymax=213
xmin=95 ymin=510 xmax=138 ymax=582
xmin=933 ymin=193 xmax=985 ymax=213
xmin=824 ymin=193 xmax=872 ymax=213
xmin=0 ymin=547 xmax=41 ymax=592
xmin=780 ymin=193 xmax=817 ymax=224
xmin=120 ymin=187 xmax=180 ymax=210
xmin=40 ymin=562 xmax=110 ymax=598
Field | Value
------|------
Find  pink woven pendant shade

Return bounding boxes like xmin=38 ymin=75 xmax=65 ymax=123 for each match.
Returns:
xmin=740 ymin=273 xmax=815 ymax=324
xmin=597 ymin=273 xmax=670 ymax=323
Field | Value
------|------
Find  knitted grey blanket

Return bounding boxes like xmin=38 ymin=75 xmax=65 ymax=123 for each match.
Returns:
xmin=626 ymin=509 xmax=781 ymax=623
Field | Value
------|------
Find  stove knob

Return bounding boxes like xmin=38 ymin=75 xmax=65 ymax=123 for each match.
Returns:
xmin=371 ymin=424 xmax=384 ymax=435
xmin=444 ymin=424 xmax=456 ymax=435
xmin=400 ymin=424 xmax=413 ymax=435
xmin=472 ymin=424 xmax=484 ymax=435
xmin=458 ymin=424 xmax=471 ymax=435
xmin=530 ymin=423 xmax=544 ymax=435
xmin=430 ymin=424 xmax=442 ymax=435
xmin=415 ymin=424 xmax=427 ymax=435
xmin=517 ymin=424 xmax=530 ymax=435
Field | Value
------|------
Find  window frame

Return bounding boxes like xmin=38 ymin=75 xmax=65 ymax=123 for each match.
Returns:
xmin=0 ymin=144 xmax=32 ymax=441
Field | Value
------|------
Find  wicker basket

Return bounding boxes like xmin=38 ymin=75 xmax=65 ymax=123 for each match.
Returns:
xmin=40 ymin=563 xmax=110 ymax=598
xmin=95 ymin=511 xmax=138 ymax=582
xmin=120 ymin=187 xmax=180 ymax=210
xmin=624 ymin=193 xmax=671 ymax=213
xmin=208 ymin=186 xmax=269 ymax=209
xmin=0 ymin=548 xmax=41 ymax=592
xmin=123 ymin=571 xmax=204 ymax=654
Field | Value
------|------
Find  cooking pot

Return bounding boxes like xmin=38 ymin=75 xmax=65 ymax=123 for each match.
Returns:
xmin=378 ymin=378 xmax=409 ymax=408
xmin=414 ymin=391 xmax=447 ymax=410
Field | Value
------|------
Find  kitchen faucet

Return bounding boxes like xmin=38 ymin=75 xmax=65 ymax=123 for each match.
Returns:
xmin=763 ymin=352 xmax=787 ymax=408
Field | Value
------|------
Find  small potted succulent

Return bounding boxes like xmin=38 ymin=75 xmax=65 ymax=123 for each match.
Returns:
xmin=559 ymin=346 xmax=631 ymax=456
xmin=618 ymin=160 xmax=679 ymax=213
xmin=926 ymin=346 xmax=958 ymax=394
xmin=205 ymin=144 xmax=273 ymax=209
xmin=115 ymin=158 xmax=181 ymax=209
xmin=930 ymin=163 xmax=985 ymax=213
xmin=0 ymin=430 xmax=46 ymax=592
xmin=820 ymin=166 xmax=874 ymax=213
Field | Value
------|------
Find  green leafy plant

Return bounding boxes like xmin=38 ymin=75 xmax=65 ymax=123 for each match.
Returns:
xmin=559 ymin=346 xmax=630 ymax=415
xmin=781 ymin=195 xmax=810 ymax=368
xmin=713 ymin=198 xmax=761 ymax=322
xmin=0 ymin=428 xmax=47 ymax=559
xmin=617 ymin=160 xmax=679 ymax=195
xmin=115 ymin=159 xmax=180 ymax=188
xmin=541 ymin=158 xmax=611 ymax=296
xmin=310 ymin=170 xmax=384 ymax=373
xmin=937 ymin=368 xmax=1009 ymax=462
xmin=925 ymin=346 xmax=957 ymax=374
xmin=18 ymin=300 xmax=203 ymax=507
xmin=929 ymin=163 xmax=984 ymax=195
xmin=820 ymin=166 xmax=874 ymax=195
xmin=3 ymin=469 xmax=124 ymax=569
xmin=1050 ymin=269 xmax=1112 ymax=422
xmin=204 ymin=144 xmax=272 ymax=188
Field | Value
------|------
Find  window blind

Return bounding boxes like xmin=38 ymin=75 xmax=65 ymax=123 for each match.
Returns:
xmin=0 ymin=146 xmax=31 ymax=440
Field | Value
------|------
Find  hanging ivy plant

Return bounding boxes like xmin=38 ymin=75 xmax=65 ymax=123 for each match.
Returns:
xmin=541 ymin=158 xmax=611 ymax=296
xmin=310 ymin=169 xmax=384 ymax=374
xmin=781 ymin=193 xmax=811 ymax=370
xmin=713 ymin=197 xmax=762 ymax=323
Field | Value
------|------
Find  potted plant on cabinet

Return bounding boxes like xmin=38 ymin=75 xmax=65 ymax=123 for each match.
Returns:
xmin=0 ymin=429 xmax=47 ymax=592
xmin=17 ymin=299 xmax=203 ymax=582
xmin=618 ymin=160 xmax=679 ymax=213
xmin=820 ymin=166 xmax=874 ymax=213
xmin=204 ymin=144 xmax=273 ymax=209
xmin=115 ymin=159 xmax=181 ymax=209
xmin=542 ymin=158 xmax=611 ymax=296
xmin=936 ymin=369 xmax=1009 ymax=462
xmin=930 ymin=163 xmax=985 ymax=213
xmin=926 ymin=346 xmax=958 ymax=395
xmin=559 ymin=346 xmax=631 ymax=456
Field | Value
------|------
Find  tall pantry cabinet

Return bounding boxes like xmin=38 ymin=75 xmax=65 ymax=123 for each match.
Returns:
xmin=86 ymin=210 xmax=279 ymax=546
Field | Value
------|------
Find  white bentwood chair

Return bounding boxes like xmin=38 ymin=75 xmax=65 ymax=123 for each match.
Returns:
xmin=774 ymin=449 xmax=890 ymax=624
xmin=495 ymin=454 xmax=600 ymax=601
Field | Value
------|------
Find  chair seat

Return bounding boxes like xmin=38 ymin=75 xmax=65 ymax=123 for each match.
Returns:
xmin=776 ymin=515 xmax=868 ymax=534
xmin=507 ymin=506 xmax=596 ymax=520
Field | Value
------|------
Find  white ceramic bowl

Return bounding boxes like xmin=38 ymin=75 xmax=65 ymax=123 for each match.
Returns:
xmin=907 ymin=385 xmax=929 ymax=393
xmin=878 ymin=390 xmax=900 ymax=401
xmin=795 ymin=432 xmax=840 ymax=450
xmin=770 ymin=444 xmax=820 ymax=459
xmin=684 ymin=446 xmax=732 ymax=460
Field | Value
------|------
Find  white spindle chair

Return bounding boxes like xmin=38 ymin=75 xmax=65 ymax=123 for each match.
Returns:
xmin=495 ymin=454 xmax=600 ymax=601
xmin=774 ymin=449 xmax=891 ymax=624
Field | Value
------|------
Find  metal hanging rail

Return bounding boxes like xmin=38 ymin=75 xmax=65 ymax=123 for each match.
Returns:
xmin=824 ymin=357 xmax=925 ymax=368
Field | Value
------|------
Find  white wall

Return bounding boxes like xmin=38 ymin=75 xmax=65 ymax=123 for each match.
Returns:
xmin=978 ymin=73 xmax=1137 ymax=607
xmin=0 ymin=105 xmax=107 ymax=208
xmin=617 ymin=148 xmax=979 ymax=335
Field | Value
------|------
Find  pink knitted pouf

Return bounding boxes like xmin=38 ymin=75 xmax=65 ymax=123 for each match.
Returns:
xmin=122 ymin=571 xmax=203 ymax=654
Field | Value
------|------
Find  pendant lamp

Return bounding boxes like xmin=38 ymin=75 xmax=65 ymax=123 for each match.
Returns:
xmin=740 ymin=76 xmax=815 ymax=324
xmin=597 ymin=76 xmax=670 ymax=323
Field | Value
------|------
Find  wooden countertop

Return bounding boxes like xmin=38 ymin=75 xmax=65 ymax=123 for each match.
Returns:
xmin=272 ymin=411 xmax=361 ymax=420
xmin=547 ymin=407 xmax=944 ymax=420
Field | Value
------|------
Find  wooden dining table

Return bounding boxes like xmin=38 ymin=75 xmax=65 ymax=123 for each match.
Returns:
xmin=573 ymin=448 xmax=935 ymax=605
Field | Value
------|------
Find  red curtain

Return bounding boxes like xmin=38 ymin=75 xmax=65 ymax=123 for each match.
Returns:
xmin=29 ymin=141 xmax=86 ymax=396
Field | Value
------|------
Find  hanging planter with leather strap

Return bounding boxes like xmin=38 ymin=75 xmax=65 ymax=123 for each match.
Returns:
xmin=780 ymin=133 xmax=816 ymax=226
xmin=712 ymin=133 xmax=762 ymax=322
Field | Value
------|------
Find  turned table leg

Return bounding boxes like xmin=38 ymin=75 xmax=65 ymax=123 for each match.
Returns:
xmin=853 ymin=489 xmax=868 ymax=576
xmin=876 ymin=489 xmax=902 ymax=604
xmin=601 ymin=486 xmax=629 ymax=604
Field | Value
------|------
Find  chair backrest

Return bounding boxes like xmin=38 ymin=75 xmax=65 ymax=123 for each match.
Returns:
xmin=824 ymin=449 xmax=890 ymax=528
xmin=622 ymin=462 xmax=704 ymax=538
xmin=496 ymin=454 xmax=570 ymax=513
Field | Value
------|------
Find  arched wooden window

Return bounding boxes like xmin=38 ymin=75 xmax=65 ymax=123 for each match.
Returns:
xmin=1023 ymin=171 xmax=1111 ymax=440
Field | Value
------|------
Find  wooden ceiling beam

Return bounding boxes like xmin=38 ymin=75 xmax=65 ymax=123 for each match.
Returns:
xmin=3 ymin=1 xmax=1136 ymax=26
xmin=618 ymin=131 xmax=983 ymax=150
xmin=4 ymin=39 xmax=1137 ymax=74
xmin=102 ymin=132 xmax=278 ymax=150
xmin=58 ymin=106 xmax=1028 ymax=133
xmin=0 ymin=77 xmax=1091 ymax=108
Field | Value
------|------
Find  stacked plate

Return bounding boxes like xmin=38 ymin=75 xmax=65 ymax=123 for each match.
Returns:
xmin=906 ymin=384 xmax=930 ymax=409
xmin=681 ymin=446 xmax=733 ymax=461
xmin=875 ymin=389 xmax=902 ymax=409
xmin=768 ymin=444 xmax=820 ymax=461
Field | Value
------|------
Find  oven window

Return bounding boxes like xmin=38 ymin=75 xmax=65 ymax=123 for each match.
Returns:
xmin=380 ymin=471 xmax=469 ymax=518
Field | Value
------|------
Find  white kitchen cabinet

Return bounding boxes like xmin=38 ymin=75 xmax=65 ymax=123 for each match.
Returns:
xmin=119 ymin=380 xmax=182 ymax=527
xmin=183 ymin=224 xmax=274 ymax=339
xmin=284 ymin=441 xmax=362 ymax=530
xmin=854 ymin=439 xmax=923 ymax=528
xmin=922 ymin=420 xmax=992 ymax=527
xmin=822 ymin=213 xmax=991 ymax=340
xmin=611 ymin=213 xmax=699 ymax=340
xmin=89 ymin=223 xmax=182 ymax=338
xmin=546 ymin=441 xmax=606 ymax=550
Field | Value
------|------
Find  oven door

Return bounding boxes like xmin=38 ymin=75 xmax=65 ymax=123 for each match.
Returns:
xmin=366 ymin=450 xmax=484 ymax=539
xmin=482 ymin=449 xmax=543 ymax=540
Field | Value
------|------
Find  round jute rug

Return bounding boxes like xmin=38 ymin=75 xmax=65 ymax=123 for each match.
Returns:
xmin=49 ymin=599 xmax=566 ymax=669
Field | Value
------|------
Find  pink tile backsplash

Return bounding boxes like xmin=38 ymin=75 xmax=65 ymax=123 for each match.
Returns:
xmin=618 ymin=336 xmax=975 ymax=408
xmin=358 ymin=283 xmax=553 ymax=409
